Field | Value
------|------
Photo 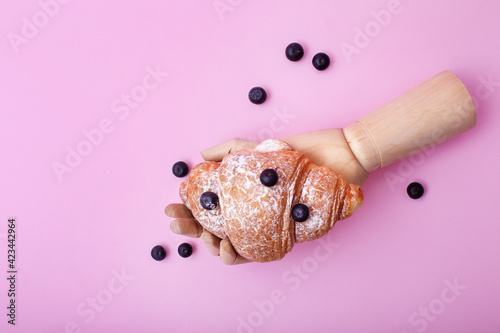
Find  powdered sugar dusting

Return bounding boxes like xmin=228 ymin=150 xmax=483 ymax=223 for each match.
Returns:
xmin=218 ymin=147 xmax=304 ymax=262
xmin=254 ymin=139 xmax=292 ymax=152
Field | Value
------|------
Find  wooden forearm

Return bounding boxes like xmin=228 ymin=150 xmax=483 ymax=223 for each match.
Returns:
xmin=343 ymin=71 xmax=476 ymax=173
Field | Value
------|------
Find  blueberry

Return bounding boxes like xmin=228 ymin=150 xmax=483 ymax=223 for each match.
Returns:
xmin=260 ymin=169 xmax=279 ymax=187
xmin=312 ymin=52 xmax=330 ymax=71
xmin=248 ymin=87 xmax=267 ymax=105
xmin=178 ymin=243 xmax=193 ymax=258
xmin=200 ymin=191 xmax=219 ymax=210
xmin=172 ymin=161 xmax=189 ymax=178
xmin=151 ymin=245 xmax=166 ymax=261
xmin=292 ymin=204 xmax=309 ymax=222
xmin=407 ymin=182 xmax=424 ymax=199
xmin=285 ymin=42 xmax=304 ymax=62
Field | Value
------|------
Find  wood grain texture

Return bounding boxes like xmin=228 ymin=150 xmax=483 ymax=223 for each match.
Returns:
xmin=344 ymin=70 xmax=476 ymax=173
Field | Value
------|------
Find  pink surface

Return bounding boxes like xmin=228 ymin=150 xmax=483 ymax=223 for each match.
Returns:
xmin=1 ymin=0 xmax=499 ymax=332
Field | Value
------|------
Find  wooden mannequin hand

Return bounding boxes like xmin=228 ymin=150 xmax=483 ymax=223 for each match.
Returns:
xmin=165 ymin=129 xmax=367 ymax=265
xmin=165 ymin=71 xmax=477 ymax=265
xmin=281 ymin=129 xmax=368 ymax=186
xmin=165 ymin=202 xmax=252 ymax=265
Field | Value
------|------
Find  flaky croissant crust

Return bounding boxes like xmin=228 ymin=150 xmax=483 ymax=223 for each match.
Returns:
xmin=180 ymin=140 xmax=363 ymax=262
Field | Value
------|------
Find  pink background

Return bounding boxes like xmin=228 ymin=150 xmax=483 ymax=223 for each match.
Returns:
xmin=1 ymin=0 xmax=499 ymax=332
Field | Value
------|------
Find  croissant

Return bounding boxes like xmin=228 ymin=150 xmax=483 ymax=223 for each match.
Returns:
xmin=179 ymin=139 xmax=363 ymax=262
